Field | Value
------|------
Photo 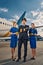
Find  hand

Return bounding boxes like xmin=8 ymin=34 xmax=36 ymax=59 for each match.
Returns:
xmin=13 ymin=33 xmax=16 ymax=34
xmin=34 ymin=34 xmax=37 ymax=36
xmin=31 ymin=33 xmax=33 ymax=35
xmin=29 ymin=33 xmax=33 ymax=36
xmin=15 ymin=32 xmax=18 ymax=35
xmin=13 ymin=32 xmax=18 ymax=35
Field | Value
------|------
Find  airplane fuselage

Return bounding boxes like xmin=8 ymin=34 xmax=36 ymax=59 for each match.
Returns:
xmin=0 ymin=19 xmax=13 ymax=37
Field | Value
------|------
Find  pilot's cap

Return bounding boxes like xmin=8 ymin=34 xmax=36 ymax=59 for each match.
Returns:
xmin=22 ymin=18 xmax=27 ymax=22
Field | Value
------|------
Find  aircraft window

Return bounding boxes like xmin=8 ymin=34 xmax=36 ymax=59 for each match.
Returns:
xmin=0 ymin=22 xmax=2 ymax=24
xmin=3 ymin=23 xmax=4 ymax=24
xmin=2 ymin=23 xmax=12 ymax=26
xmin=0 ymin=22 xmax=12 ymax=26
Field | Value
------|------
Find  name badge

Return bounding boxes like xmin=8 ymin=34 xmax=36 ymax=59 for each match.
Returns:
xmin=24 ymin=28 xmax=26 ymax=31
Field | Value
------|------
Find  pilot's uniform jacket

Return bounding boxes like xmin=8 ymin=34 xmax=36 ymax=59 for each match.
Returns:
xmin=18 ymin=25 xmax=29 ymax=59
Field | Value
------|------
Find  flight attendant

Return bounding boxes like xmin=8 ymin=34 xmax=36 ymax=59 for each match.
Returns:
xmin=9 ymin=22 xmax=18 ymax=61
xmin=29 ymin=23 xmax=37 ymax=60
xmin=16 ymin=18 xmax=29 ymax=62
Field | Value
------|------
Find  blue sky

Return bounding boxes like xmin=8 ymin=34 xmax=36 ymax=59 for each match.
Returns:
xmin=0 ymin=0 xmax=42 ymax=20
xmin=0 ymin=0 xmax=43 ymax=36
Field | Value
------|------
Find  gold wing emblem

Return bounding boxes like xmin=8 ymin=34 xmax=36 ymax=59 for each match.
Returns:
xmin=20 ymin=28 xmax=22 ymax=32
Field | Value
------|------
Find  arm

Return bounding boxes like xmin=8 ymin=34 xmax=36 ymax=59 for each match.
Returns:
xmin=29 ymin=29 xmax=37 ymax=36
xmin=33 ymin=29 xmax=37 ymax=36
xmin=8 ymin=28 xmax=16 ymax=36
xmin=29 ymin=33 xmax=37 ymax=36
xmin=15 ymin=28 xmax=19 ymax=35
xmin=8 ymin=32 xmax=17 ymax=36
xmin=8 ymin=32 xmax=13 ymax=36
xmin=29 ymin=28 xmax=32 ymax=36
xmin=18 ymin=25 xmax=22 ymax=33
xmin=14 ymin=32 xmax=19 ymax=35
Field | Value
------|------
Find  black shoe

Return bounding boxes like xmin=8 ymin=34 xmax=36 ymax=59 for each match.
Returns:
xmin=12 ymin=59 xmax=15 ymax=61
xmin=23 ymin=59 xmax=26 ymax=62
xmin=23 ymin=57 xmax=26 ymax=62
xmin=16 ymin=59 xmax=19 ymax=62
xmin=19 ymin=57 xmax=21 ymax=59
xmin=12 ymin=58 xmax=16 ymax=61
xmin=16 ymin=58 xmax=21 ymax=62
xmin=30 ymin=57 xmax=35 ymax=60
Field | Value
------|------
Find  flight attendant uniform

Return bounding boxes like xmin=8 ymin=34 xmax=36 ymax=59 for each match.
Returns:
xmin=18 ymin=25 xmax=29 ymax=59
xmin=10 ymin=27 xmax=18 ymax=48
xmin=29 ymin=28 xmax=37 ymax=49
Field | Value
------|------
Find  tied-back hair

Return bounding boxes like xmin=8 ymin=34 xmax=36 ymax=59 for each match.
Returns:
xmin=13 ymin=21 xmax=16 ymax=25
xmin=31 ymin=23 xmax=35 ymax=28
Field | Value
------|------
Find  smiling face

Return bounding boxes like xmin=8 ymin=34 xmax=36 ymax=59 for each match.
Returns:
xmin=22 ymin=18 xmax=27 ymax=25
xmin=13 ymin=21 xmax=17 ymax=27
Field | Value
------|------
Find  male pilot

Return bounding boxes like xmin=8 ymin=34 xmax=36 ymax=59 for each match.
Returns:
xmin=16 ymin=18 xmax=29 ymax=62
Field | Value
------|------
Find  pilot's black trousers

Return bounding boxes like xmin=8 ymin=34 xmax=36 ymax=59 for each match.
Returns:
xmin=18 ymin=39 xmax=28 ymax=59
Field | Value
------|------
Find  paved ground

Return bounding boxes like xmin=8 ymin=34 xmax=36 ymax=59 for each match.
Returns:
xmin=0 ymin=41 xmax=43 ymax=65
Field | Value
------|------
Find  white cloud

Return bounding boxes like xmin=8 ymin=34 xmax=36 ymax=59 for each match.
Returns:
xmin=15 ymin=15 xmax=19 ymax=20
xmin=32 ymin=11 xmax=43 ymax=26
xmin=29 ymin=9 xmax=43 ymax=26
xmin=9 ymin=18 xmax=16 ymax=22
xmin=0 ymin=8 xmax=8 ymax=12
xmin=40 ymin=1 xmax=43 ymax=8
xmin=9 ymin=15 xmax=20 ymax=22
xmin=12 ymin=15 xmax=19 ymax=21
xmin=37 ymin=12 xmax=43 ymax=19
xmin=31 ymin=11 xmax=39 ymax=17
xmin=26 ymin=18 xmax=31 ymax=21
xmin=10 ymin=15 xmax=20 ymax=22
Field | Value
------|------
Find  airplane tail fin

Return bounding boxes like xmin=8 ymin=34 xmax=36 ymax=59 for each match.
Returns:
xmin=17 ymin=11 xmax=26 ymax=25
